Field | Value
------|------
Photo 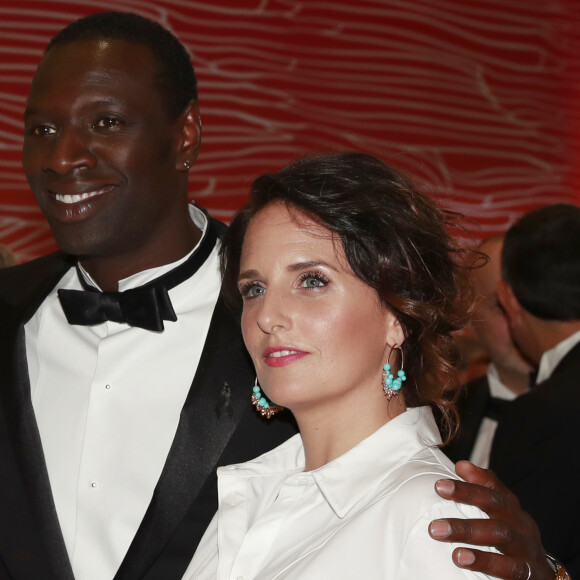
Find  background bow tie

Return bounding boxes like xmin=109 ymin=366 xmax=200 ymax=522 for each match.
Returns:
xmin=57 ymin=222 xmax=217 ymax=331
xmin=484 ymin=396 xmax=511 ymax=421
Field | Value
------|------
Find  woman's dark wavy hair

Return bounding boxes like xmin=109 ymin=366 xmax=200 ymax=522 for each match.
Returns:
xmin=221 ymin=152 xmax=474 ymax=442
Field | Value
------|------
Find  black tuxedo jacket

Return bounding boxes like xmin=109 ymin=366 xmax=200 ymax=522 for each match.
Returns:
xmin=489 ymin=343 xmax=580 ymax=577
xmin=0 ymin=249 xmax=297 ymax=580
xmin=443 ymin=375 xmax=491 ymax=464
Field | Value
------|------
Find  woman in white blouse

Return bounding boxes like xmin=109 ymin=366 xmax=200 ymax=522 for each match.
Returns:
xmin=185 ymin=152 xmax=494 ymax=579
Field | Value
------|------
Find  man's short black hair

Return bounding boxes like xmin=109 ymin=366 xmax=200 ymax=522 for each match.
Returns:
xmin=502 ymin=203 xmax=580 ymax=321
xmin=46 ymin=11 xmax=197 ymax=120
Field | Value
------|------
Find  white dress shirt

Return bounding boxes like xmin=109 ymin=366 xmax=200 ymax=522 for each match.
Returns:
xmin=469 ymin=364 xmax=517 ymax=468
xmin=26 ymin=206 xmax=221 ymax=580
xmin=536 ymin=328 xmax=580 ymax=384
xmin=184 ymin=407 xmax=495 ymax=580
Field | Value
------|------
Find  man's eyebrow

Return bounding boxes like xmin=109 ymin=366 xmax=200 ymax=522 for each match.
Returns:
xmin=24 ymin=106 xmax=42 ymax=118
xmin=25 ymin=97 xmax=121 ymax=118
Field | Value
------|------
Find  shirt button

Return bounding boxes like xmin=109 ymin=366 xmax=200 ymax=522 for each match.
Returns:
xmin=236 ymin=576 xmax=244 ymax=580
xmin=105 ymin=384 xmax=111 ymax=390
xmin=297 ymin=477 xmax=309 ymax=485
xmin=90 ymin=481 xmax=98 ymax=488
xmin=282 ymin=498 xmax=293 ymax=508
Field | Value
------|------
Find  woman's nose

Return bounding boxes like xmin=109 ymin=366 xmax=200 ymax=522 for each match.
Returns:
xmin=256 ymin=289 xmax=292 ymax=334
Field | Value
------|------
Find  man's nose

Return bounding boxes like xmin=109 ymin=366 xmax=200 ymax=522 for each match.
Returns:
xmin=43 ymin=126 xmax=96 ymax=174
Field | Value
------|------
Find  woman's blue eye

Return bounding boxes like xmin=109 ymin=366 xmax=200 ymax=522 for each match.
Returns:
xmin=239 ymin=282 xmax=265 ymax=298
xmin=299 ymin=272 xmax=328 ymax=288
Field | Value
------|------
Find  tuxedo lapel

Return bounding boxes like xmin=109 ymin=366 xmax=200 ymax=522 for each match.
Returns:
xmin=443 ymin=375 xmax=490 ymax=463
xmin=547 ymin=340 xmax=580 ymax=379
xmin=489 ymin=344 xmax=580 ymax=476
xmin=114 ymin=296 xmax=254 ymax=580
xmin=0 ymin=254 xmax=74 ymax=580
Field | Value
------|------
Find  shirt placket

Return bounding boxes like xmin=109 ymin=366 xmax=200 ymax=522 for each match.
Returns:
xmin=227 ymin=473 xmax=312 ymax=580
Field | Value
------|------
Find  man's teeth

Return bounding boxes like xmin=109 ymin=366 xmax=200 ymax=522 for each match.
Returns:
xmin=55 ymin=191 xmax=103 ymax=204
xmin=268 ymin=350 xmax=299 ymax=358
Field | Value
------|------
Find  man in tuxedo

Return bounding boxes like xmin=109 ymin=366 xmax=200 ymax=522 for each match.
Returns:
xmin=0 ymin=11 xmax=560 ymax=580
xmin=0 ymin=12 xmax=297 ymax=580
xmin=445 ymin=235 xmax=532 ymax=466
xmin=493 ymin=204 xmax=580 ymax=577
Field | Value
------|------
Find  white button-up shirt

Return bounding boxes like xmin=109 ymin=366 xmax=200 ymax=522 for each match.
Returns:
xmin=184 ymin=407 xmax=494 ymax=580
xmin=26 ymin=206 xmax=221 ymax=580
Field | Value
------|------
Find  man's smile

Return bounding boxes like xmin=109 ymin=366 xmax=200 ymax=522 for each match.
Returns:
xmin=54 ymin=186 xmax=113 ymax=205
xmin=39 ymin=183 xmax=118 ymax=224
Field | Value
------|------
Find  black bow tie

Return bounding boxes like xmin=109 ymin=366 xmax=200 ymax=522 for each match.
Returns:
xmin=484 ymin=396 xmax=510 ymax=422
xmin=57 ymin=223 xmax=217 ymax=331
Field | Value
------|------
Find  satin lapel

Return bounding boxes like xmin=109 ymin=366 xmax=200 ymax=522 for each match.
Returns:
xmin=0 ymin=255 xmax=74 ymax=580
xmin=444 ymin=376 xmax=490 ymax=463
xmin=114 ymin=296 xmax=253 ymax=580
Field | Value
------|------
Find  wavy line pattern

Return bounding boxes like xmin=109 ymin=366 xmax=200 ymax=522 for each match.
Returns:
xmin=1 ymin=0 xmax=579 ymax=262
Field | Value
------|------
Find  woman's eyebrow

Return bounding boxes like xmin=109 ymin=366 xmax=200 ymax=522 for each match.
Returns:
xmin=238 ymin=259 xmax=339 ymax=282
xmin=287 ymin=260 xmax=336 ymax=272
xmin=238 ymin=269 xmax=260 ymax=281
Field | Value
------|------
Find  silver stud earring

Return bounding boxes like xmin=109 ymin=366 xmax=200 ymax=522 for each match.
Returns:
xmin=183 ymin=160 xmax=191 ymax=169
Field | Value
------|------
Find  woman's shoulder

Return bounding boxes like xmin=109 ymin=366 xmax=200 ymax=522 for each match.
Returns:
xmin=369 ymin=445 xmax=487 ymax=524
xmin=366 ymin=447 xmax=495 ymax=579
xmin=380 ymin=443 xmax=455 ymax=492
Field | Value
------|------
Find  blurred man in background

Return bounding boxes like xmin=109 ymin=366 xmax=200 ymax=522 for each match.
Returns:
xmin=493 ymin=204 xmax=580 ymax=577
xmin=445 ymin=235 xmax=532 ymax=466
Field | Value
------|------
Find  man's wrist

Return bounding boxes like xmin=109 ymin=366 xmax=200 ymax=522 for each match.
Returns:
xmin=545 ymin=553 xmax=570 ymax=580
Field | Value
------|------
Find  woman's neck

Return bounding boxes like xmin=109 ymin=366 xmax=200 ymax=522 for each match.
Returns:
xmin=295 ymin=394 xmax=406 ymax=471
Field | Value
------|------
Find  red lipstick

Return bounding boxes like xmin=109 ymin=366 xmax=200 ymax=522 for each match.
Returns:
xmin=263 ymin=346 xmax=308 ymax=367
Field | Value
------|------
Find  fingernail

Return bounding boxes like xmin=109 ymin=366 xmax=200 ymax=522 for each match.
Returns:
xmin=457 ymin=548 xmax=476 ymax=566
xmin=429 ymin=520 xmax=452 ymax=538
xmin=435 ymin=479 xmax=455 ymax=495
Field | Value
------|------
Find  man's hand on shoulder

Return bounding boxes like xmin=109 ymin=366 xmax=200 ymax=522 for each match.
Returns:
xmin=428 ymin=461 xmax=555 ymax=580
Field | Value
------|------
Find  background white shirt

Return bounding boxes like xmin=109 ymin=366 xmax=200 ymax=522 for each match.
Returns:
xmin=536 ymin=329 xmax=580 ymax=384
xmin=26 ymin=206 xmax=221 ymax=580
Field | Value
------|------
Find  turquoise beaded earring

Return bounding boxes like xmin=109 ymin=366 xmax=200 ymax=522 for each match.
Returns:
xmin=382 ymin=346 xmax=406 ymax=400
xmin=252 ymin=377 xmax=283 ymax=418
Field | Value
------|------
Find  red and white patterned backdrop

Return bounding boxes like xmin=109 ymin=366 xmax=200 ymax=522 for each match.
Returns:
xmin=1 ymin=0 xmax=579 ymax=262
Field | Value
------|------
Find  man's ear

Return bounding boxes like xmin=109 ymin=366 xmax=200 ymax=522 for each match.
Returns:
xmin=497 ymin=279 xmax=522 ymax=327
xmin=175 ymin=100 xmax=202 ymax=171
